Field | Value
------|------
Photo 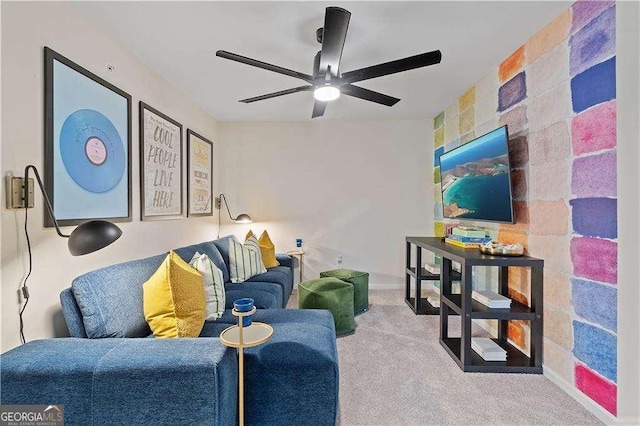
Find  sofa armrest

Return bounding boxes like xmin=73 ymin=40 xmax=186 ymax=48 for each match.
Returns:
xmin=276 ymin=253 xmax=292 ymax=268
xmin=0 ymin=338 xmax=237 ymax=425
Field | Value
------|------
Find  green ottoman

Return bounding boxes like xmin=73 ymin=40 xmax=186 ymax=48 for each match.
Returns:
xmin=320 ymin=268 xmax=369 ymax=315
xmin=298 ymin=277 xmax=355 ymax=335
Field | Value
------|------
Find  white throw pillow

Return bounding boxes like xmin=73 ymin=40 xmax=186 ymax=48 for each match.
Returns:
xmin=228 ymin=235 xmax=267 ymax=283
xmin=189 ymin=252 xmax=226 ymax=320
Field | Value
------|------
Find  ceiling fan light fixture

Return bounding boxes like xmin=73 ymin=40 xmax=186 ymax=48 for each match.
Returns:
xmin=313 ymin=85 xmax=340 ymax=101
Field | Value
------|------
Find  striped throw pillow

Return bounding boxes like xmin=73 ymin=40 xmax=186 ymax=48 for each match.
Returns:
xmin=189 ymin=252 xmax=226 ymax=320
xmin=229 ymin=235 xmax=267 ymax=283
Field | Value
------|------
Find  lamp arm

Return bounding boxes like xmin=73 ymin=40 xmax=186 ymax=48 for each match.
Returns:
xmin=24 ymin=165 xmax=69 ymax=238
xmin=219 ymin=193 xmax=236 ymax=221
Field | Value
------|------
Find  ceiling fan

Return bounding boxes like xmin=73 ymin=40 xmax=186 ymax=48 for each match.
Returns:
xmin=216 ymin=6 xmax=442 ymax=118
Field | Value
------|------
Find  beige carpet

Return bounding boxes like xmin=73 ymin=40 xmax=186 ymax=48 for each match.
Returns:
xmin=288 ymin=289 xmax=602 ymax=425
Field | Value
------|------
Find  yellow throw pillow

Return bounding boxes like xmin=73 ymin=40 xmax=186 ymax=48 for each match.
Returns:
xmin=258 ymin=230 xmax=280 ymax=269
xmin=245 ymin=230 xmax=255 ymax=240
xmin=143 ymin=251 xmax=206 ymax=338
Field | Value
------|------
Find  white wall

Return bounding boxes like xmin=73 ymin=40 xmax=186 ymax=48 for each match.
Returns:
xmin=1 ymin=2 xmax=220 ymax=351
xmin=616 ymin=2 xmax=640 ymax=423
xmin=219 ymin=119 xmax=433 ymax=288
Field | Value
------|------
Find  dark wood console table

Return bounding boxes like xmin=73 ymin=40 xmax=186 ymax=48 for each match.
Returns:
xmin=406 ymin=236 xmax=544 ymax=373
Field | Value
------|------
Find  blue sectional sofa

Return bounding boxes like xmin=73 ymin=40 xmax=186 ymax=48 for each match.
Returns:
xmin=0 ymin=236 xmax=339 ymax=425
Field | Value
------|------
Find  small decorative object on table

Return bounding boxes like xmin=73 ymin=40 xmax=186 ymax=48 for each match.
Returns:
xmin=295 ymin=237 xmax=303 ymax=248
xmin=220 ymin=298 xmax=273 ymax=426
xmin=233 ymin=297 xmax=254 ymax=326
xmin=479 ymin=241 xmax=524 ymax=256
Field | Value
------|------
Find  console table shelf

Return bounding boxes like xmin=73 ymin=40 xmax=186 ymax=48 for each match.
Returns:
xmin=404 ymin=245 xmax=461 ymax=316
xmin=405 ymin=236 xmax=544 ymax=374
xmin=442 ymin=294 xmax=536 ymax=320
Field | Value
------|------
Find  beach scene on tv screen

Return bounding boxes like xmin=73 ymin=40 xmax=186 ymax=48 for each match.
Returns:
xmin=440 ymin=127 xmax=513 ymax=223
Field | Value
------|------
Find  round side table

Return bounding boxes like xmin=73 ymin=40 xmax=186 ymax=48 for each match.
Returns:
xmin=220 ymin=307 xmax=273 ymax=426
xmin=286 ymin=249 xmax=305 ymax=285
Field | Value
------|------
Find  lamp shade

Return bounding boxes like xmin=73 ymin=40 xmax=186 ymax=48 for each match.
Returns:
xmin=68 ymin=220 xmax=123 ymax=256
xmin=234 ymin=214 xmax=253 ymax=224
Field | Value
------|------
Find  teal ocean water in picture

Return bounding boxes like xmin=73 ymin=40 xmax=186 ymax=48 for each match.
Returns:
xmin=443 ymin=173 xmax=513 ymax=222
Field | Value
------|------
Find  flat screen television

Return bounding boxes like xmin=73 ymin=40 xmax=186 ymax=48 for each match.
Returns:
xmin=439 ymin=125 xmax=515 ymax=224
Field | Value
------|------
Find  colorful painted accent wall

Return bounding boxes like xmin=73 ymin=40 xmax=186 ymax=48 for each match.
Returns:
xmin=432 ymin=1 xmax=618 ymax=416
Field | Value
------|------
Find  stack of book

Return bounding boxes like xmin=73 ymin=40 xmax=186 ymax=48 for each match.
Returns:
xmin=427 ymin=295 xmax=440 ymax=308
xmin=423 ymin=262 xmax=440 ymax=274
xmin=471 ymin=291 xmax=512 ymax=308
xmin=431 ymin=281 xmax=461 ymax=295
xmin=452 ymin=226 xmax=486 ymax=238
xmin=471 ymin=338 xmax=507 ymax=361
xmin=444 ymin=234 xmax=492 ymax=249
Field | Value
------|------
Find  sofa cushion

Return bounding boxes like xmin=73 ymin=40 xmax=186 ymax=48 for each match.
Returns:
xmin=228 ymin=235 xmax=267 ymax=283
xmin=72 ymin=254 xmax=165 ymax=339
xmin=0 ymin=338 xmax=238 ymax=426
xmin=143 ymin=252 xmax=206 ymax=338
xmin=189 ymin=252 xmax=226 ymax=320
xmin=173 ymin=241 xmax=229 ymax=283
xmin=224 ymin=281 xmax=283 ymax=310
xmin=247 ymin=266 xmax=293 ymax=306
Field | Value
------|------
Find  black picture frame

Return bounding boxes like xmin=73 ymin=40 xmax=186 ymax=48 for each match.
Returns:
xmin=44 ymin=46 xmax=132 ymax=227
xmin=186 ymin=129 xmax=214 ymax=217
xmin=139 ymin=102 xmax=183 ymax=221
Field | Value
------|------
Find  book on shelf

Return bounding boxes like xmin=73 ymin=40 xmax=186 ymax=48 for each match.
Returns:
xmin=447 ymin=234 xmax=492 ymax=244
xmin=432 ymin=281 xmax=461 ymax=294
xmin=472 ymin=291 xmax=512 ymax=308
xmin=471 ymin=338 xmax=507 ymax=361
xmin=423 ymin=262 xmax=440 ymax=274
xmin=427 ymin=296 xmax=440 ymax=307
xmin=444 ymin=238 xmax=482 ymax=249
xmin=452 ymin=226 xmax=486 ymax=238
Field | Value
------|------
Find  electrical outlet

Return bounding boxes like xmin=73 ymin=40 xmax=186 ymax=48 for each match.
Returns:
xmin=337 ymin=255 xmax=343 ymax=266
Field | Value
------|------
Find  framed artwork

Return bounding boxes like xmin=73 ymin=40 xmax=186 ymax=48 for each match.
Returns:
xmin=139 ymin=102 xmax=183 ymax=220
xmin=44 ymin=47 xmax=132 ymax=227
xmin=187 ymin=129 xmax=213 ymax=217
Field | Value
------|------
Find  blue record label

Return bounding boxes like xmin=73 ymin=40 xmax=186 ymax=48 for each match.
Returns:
xmin=59 ymin=109 xmax=126 ymax=193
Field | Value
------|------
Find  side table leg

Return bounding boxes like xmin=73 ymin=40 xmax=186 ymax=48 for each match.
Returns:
xmin=299 ymin=255 xmax=303 ymax=284
xmin=238 ymin=346 xmax=244 ymax=426
xmin=238 ymin=322 xmax=245 ymax=426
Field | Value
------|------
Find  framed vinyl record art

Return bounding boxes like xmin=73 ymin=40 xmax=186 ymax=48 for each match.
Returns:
xmin=139 ymin=102 xmax=183 ymax=220
xmin=187 ymin=129 xmax=213 ymax=217
xmin=44 ymin=47 xmax=132 ymax=227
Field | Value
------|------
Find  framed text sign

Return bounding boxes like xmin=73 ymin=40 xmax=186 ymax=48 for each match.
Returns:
xmin=139 ymin=102 xmax=183 ymax=220
xmin=187 ymin=129 xmax=213 ymax=217
xmin=44 ymin=46 xmax=132 ymax=226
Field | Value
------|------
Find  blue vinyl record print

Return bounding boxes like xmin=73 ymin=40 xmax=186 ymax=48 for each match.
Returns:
xmin=59 ymin=109 xmax=125 ymax=193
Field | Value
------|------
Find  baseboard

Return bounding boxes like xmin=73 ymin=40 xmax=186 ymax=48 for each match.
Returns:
xmin=368 ymin=283 xmax=403 ymax=290
xmin=295 ymin=283 xmax=403 ymax=290
xmin=543 ymin=366 xmax=618 ymax=425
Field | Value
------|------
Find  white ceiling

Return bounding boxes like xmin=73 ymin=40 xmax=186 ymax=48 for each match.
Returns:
xmin=74 ymin=1 xmax=570 ymax=122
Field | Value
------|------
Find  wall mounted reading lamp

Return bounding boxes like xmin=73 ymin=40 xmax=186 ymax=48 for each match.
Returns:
xmin=6 ymin=165 xmax=123 ymax=343
xmin=216 ymin=193 xmax=252 ymax=224
xmin=215 ymin=193 xmax=252 ymax=239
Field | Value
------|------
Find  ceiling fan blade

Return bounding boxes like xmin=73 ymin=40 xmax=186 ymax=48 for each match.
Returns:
xmin=216 ymin=50 xmax=314 ymax=83
xmin=239 ymin=85 xmax=314 ymax=103
xmin=312 ymin=100 xmax=327 ymax=118
xmin=341 ymin=85 xmax=400 ymax=106
xmin=319 ymin=7 xmax=351 ymax=77
xmin=342 ymin=50 xmax=442 ymax=83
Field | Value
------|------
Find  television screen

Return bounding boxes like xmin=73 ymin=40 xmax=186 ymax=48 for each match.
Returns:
xmin=439 ymin=125 xmax=515 ymax=223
